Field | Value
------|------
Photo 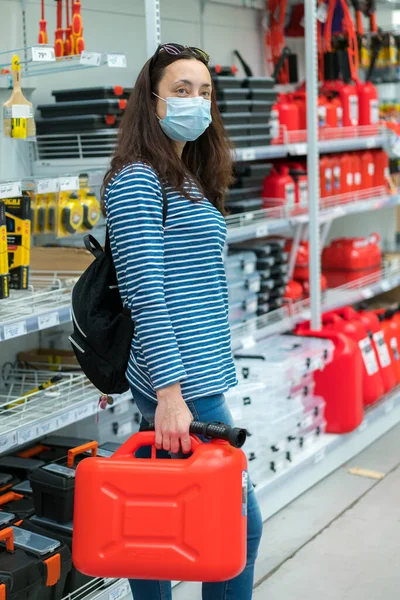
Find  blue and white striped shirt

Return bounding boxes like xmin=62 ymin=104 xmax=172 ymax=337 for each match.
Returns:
xmin=104 ymin=162 xmax=238 ymax=402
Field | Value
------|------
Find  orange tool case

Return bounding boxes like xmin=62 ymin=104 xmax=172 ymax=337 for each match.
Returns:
xmin=73 ymin=428 xmax=248 ymax=582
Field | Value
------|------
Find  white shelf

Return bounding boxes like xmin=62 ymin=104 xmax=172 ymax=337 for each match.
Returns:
xmin=0 ymin=272 xmax=77 ymax=341
xmin=226 ymin=189 xmax=400 ymax=244
xmin=0 ymin=46 xmax=126 ymax=83
xmin=61 ymin=577 xmax=130 ymax=600
xmin=231 ymin=265 xmax=400 ymax=351
xmin=0 ymin=172 xmax=104 ymax=197
xmin=0 ymin=369 xmax=132 ymax=455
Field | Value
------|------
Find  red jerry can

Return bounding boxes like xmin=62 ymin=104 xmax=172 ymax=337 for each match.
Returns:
xmin=351 ymin=152 xmax=362 ymax=195
xmin=357 ymin=308 xmax=396 ymax=392
xmin=360 ymin=151 xmax=375 ymax=191
xmin=374 ymin=309 xmax=400 ymax=384
xmin=322 ymin=311 xmax=384 ymax=406
xmin=320 ymin=156 xmax=333 ymax=198
xmin=322 ymin=81 xmax=358 ymax=127
xmin=284 ymin=280 xmax=303 ymax=301
xmin=262 ymin=167 xmax=296 ymax=210
xmin=73 ymin=432 xmax=247 ymax=582
xmin=295 ymin=325 xmax=363 ymax=433
xmin=373 ymin=150 xmax=390 ymax=190
xmin=274 ymin=94 xmax=300 ymax=132
xmin=356 ymin=80 xmax=379 ymax=129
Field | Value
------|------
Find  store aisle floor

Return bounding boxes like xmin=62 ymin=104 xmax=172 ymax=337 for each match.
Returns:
xmin=173 ymin=422 xmax=400 ymax=600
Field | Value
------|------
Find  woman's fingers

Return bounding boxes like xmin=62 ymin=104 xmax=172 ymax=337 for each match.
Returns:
xmin=180 ymin=431 xmax=192 ymax=454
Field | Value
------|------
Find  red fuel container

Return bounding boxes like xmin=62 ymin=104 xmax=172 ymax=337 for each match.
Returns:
xmin=357 ymin=308 xmax=396 ymax=393
xmin=289 ymin=162 xmax=308 ymax=210
xmin=331 ymin=155 xmax=342 ymax=196
xmin=356 ymin=80 xmax=379 ymax=129
xmin=295 ymin=326 xmax=363 ymax=433
xmin=322 ymin=81 xmax=359 ymax=127
xmin=337 ymin=152 xmax=352 ymax=195
xmin=320 ymin=156 xmax=333 ymax=198
xmin=284 ymin=279 xmax=303 ymax=301
xmin=73 ymin=432 xmax=247 ymax=582
xmin=322 ymin=311 xmax=384 ymax=406
xmin=374 ymin=309 xmax=400 ymax=384
xmin=262 ymin=166 xmax=296 ymax=210
xmin=373 ymin=150 xmax=390 ymax=190
xmin=352 ymin=152 xmax=362 ymax=195
xmin=274 ymin=94 xmax=300 ymax=132
xmin=360 ymin=151 xmax=375 ymax=191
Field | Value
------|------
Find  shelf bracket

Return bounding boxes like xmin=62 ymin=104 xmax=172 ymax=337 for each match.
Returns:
xmin=145 ymin=0 xmax=161 ymax=59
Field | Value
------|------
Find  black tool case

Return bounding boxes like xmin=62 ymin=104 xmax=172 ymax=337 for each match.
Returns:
xmin=221 ymin=111 xmax=271 ymax=126
xmin=0 ymin=473 xmax=19 ymax=494
xmin=52 ymin=86 xmax=132 ymax=102
xmin=0 ymin=527 xmax=44 ymax=600
xmin=0 ymin=458 xmax=44 ymax=481
xmin=226 ymin=199 xmax=263 ymax=214
xmin=36 ymin=114 xmax=120 ymax=135
xmin=38 ymin=99 xmax=126 ymax=118
xmin=226 ymin=186 xmax=262 ymax=203
xmin=19 ymin=517 xmax=89 ymax=595
xmin=3 ymin=527 xmax=71 ymax=600
xmin=243 ymin=76 xmax=275 ymax=89
xmin=0 ymin=492 xmax=34 ymax=520
xmin=212 ymin=75 xmax=244 ymax=89
xmin=29 ymin=463 xmax=76 ymax=525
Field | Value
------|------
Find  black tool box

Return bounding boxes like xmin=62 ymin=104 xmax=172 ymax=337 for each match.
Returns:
xmin=0 ymin=492 xmax=34 ymax=520
xmin=52 ymin=86 xmax=132 ymax=102
xmin=0 ymin=526 xmax=71 ymax=600
xmin=225 ymin=199 xmax=263 ymax=214
xmin=12 ymin=481 xmax=32 ymax=497
xmin=0 ymin=527 xmax=44 ymax=600
xmin=233 ymin=162 xmax=272 ymax=186
xmin=221 ymin=111 xmax=271 ymax=126
xmin=20 ymin=517 xmax=93 ymax=595
xmin=218 ymin=100 xmax=274 ymax=114
xmin=226 ymin=186 xmax=262 ymax=203
xmin=29 ymin=442 xmax=97 ymax=524
xmin=225 ymin=123 xmax=272 ymax=142
xmin=212 ymin=76 xmax=245 ymax=89
xmin=243 ymin=76 xmax=275 ymax=89
xmin=38 ymin=99 xmax=127 ymax=119
xmin=0 ymin=458 xmax=44 ymax=481
xmin=0 ymin=473 xmax=19 ymax=495
xmin=36 ymin=114 xmax=120 ymax=135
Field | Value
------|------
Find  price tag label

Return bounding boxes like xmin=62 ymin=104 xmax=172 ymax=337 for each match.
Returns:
xmin=37 ymin=178 xmax=60 ymax=194
xmin=58 ymin=410 xmax=76 ymax=428
xmin=75 ymin=403 xmax=94 ymax=421
xmin=366 ymin=138 xmax=377 ymax=149
xmin=241 ymin=148 xmax=256 ymax=161
xmin=118 ymin=422 xmax=134 ymax=437
xmin=381 ymin=280 xmax=391 ymax=292
xmin=317 ymin=2 xmax=328 ymax=22
xmin=361 ymin=288 xmax=373 ymax=300
xmin=38 ymin=312 xmax=60 ymax=330
xmin=38 ymin=418 xmax=58 ymax=436
xmin=107 ymin=54 xmax=127 ymax=68
xmin=80 ymin=51 xmax=102 ymax=66
xmin=4 ymin=321 xmax=27 ymax=340
xmin=31 ymin=46 xmax=55 ymax=62
xmin=18 ymin=426 xmax=38 ymax=445
xmin=0 ymin=433 xmax=17 ymax=453
xmin=256 ymin=225 xmax=268 ymax=238
xmin=109 ymin=582 xmax=130 ymax=600
xmin=384 ymin=398 xmax=395 ymax=413
xmin=59 ymin=177 xmax=79 ymax=191
xmin=4 ymin=105 xmax=32 ymax=118
xmin=242 ymin=336 xmax=256 ymax=349
xmin=314 ymin=448 xmax=326 ymax=464
xmin=0 ymin=181 xmax=21 ymax=199
xmin=292 ymin=143 xmax=307 ymax=155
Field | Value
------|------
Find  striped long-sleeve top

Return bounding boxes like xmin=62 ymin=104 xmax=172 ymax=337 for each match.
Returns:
xmin=104 ymin=162 xmax=238 ymax=402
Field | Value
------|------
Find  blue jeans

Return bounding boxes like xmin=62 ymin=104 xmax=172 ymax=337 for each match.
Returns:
xmin=128 ymin=388 xmax=263 ymax=600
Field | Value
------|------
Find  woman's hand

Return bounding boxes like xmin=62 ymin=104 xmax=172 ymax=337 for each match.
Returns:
xmin=155 ymin=383 xmax=193 ymax=454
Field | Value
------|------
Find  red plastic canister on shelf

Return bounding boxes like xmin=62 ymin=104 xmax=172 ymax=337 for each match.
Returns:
xmin=322 ymin=235 xmax=381 ymax=270
xmin=373 ymin=150 xmax=390 ymax=190
xmin=374 ymin=309 xmax=400 ymax=384
xmin=320 ymin=156 xmax=333 ymax=198
xmin=284 ymin=280 xmax=303 ymax=302
xmin=301 ymin=275 xmax=327 ymax=297
xmin=322 ymin=81 xmax=359 ymax=127
xmin=262 ymin=167 xmax=296 ymax=210
xmin=352 ymin=152 xmax=362 ymax=195
xmin=274 ymin=94 xmax=300 ymax=132
xmin=289 ymin=162 xmax=308 ymax=210
xmin=360 ymin=151 xmax=375 ymax=191
xmin=331 ymin=155 xmax=342 ymax=196
xmin=356 ymin=80 xmax=379 ymax=128
xmin=356 ymin=308 xmax=396 ymax=393
xmin=322 ymin=310 xmax=384 ymax=406
xmin=295 ymin=326 xmax=363 ymax=433
xmin=337 ymin=153 xmax=352 ymax=196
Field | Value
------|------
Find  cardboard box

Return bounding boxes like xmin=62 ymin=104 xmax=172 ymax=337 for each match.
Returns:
xmin=18 ymin=348 xmax=80 ymax=371
xmin=30 ymin=246 xmax=94 ymax=273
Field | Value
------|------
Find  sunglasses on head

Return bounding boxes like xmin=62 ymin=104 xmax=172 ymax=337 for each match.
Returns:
xmin=151 ymin=43 xmax=210 ymax=66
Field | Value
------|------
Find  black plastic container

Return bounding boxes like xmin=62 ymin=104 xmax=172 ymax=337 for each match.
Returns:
xmin=38 ymin=99 xmax=126 ymax=118
xmin=243 ymin=76 xmax=275 ymax=89
xmin=216 ymin=88 xmax=249 ymax=102
xmin=225 ymin=123 xmax=271 ymax=139
xmin=0 ymin=493 xmax=34 ymax=520
xmin=212 ymin=75 xmax=244 ymax=89
xmin=0 ymin=528 xmax=43 ymax=600
xmin=221 ymin=111 xmax=271 ymax=126
xmin=29 ymin=464 xmax=76 ymax=525
xmin=226 ymin=186 xmax=262 ymax=202
xmin=52 ymin=86 xmax=132 ymax=102
xmin=36 ymin=114 xmax=120 ymax=135
xmin=21 ymin=517 xmax=93 ymax=595
xmin=226 ymin=199 xmax=263 ymax=214
xmin=0 ymin=473 xmax=19 ymax=494
xmin=0 ymin=458 xmax=44 ymax=481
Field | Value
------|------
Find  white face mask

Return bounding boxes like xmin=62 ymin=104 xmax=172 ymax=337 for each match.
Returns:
xmin=153 ymin=93 xmax=212 ymax=142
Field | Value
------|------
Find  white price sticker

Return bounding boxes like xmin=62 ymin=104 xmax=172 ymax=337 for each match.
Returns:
xmin=37 ymin=178 xmax=60 ymax=194
xmin=109 ymin=582 xmax=130 ymax=600
xmin=38 ymin=418 xmax=58 ymax=436
xmin=4 ymin=321 xmax=27 ymax=340
xmin=75 ymin=403 xmax=94 ymax=421
xmin=292 ymin=143 xmax=307 ymax=155
xmin=314 ymin=448 xmax=326 ymax=464
xmin=0 ymin=433 xmax=17 ymax=453
xmin=18 ymin=426 xmax=38 ymax=445
xmin=381 ymin=280 xmax=391 ymax=292
xmin=242 ymin=336 xmax=255 ymax=349
xmin=241 ymin=148 xmax=256 ymax=161
xmin=256 ymin=225 xmax=268 ymax=238
xmin=80 ymin=51 xmax=102 ymax=66
xmin=317 ymin=2 xmax=328 ymax=22
xmin=31 ymin=46 xmax=55 ymax=62
xmin=366 ymin=138 xmax=377 ymax=149
xmin=38 ymin=312 xmax=60 ymax=330
xmin=59 ymin=177 xmax=79 ymax=191
xmin=4 ymin=105 xmax=32 ymax=119
xmin=58 ymin=411 xmax=75 ymax=428
xmin=107 ymin=54 xmax=127 ymax=68
xmin=117 ymin=422 xmax=134 ymax=437
xmin=361 ymin=288 xmax=373 ymax=299
xmin=0 ymin=181 xmax=21 ymax=199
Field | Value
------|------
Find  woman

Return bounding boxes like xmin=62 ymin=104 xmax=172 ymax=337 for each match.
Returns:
xmin=103 ymin=43 xmax=263 ymax=600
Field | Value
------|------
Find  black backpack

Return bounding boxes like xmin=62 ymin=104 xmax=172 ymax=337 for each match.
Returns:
xmin=69 ymin=186 xmax=168 ymax=395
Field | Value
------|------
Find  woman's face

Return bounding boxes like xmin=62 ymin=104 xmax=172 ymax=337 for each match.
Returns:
xmin=155 ymin=58 xmax=212 ymax=120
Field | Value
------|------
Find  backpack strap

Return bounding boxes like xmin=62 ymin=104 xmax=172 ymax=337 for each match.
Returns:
xmin=104 ymin=182 xmax=168 ymax=253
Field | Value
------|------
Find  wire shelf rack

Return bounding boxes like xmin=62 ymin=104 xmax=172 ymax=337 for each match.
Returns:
xmin=61 ymin=577 xmax=130 ymax=600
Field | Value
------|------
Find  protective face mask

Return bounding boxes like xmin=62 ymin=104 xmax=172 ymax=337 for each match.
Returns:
xmin=153 ymin=93 xmax=212 ymax=142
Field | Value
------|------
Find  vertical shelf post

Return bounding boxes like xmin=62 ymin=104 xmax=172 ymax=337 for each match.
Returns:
xmin=145 ymin=0 xmax=161 ymax=59
xmin=305 ymin=0 xmax=322 ymax=330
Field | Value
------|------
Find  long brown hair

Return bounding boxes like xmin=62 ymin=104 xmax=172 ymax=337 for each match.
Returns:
xmin=103 ymin=48 xmax=233 ymax=215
